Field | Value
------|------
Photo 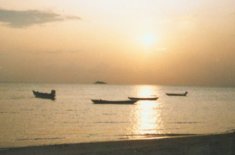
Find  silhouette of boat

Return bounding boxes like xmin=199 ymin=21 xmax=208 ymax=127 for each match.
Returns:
xmin=32 ymin=90 xmax=56 ymax=100
xmin=91 ymin=99 xmax=136 ymax=104
xmin=94 ymin=81 xmax=106 ymax=84
xmin=166 ymin=91 xmax=188 ymax=96
xmin=128 ymin=97 xmax=159 ymax=101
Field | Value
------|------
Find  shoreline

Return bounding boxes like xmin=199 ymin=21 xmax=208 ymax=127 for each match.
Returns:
xmin=0 ymin=132 xmax=234 ymax=155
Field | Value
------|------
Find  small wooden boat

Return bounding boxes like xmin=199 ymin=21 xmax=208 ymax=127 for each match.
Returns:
xmin=94 ymin=81 xmax=107 ymax=84
xmin=166 ymin=91 xmax=188 ymax=96
xmin=128 ymin=97 xmax=159 ymax=101
xmin=91 ymin=99 xmax=136 ymax=104
xmin=33 ymin=90 xmax=56 ymax=100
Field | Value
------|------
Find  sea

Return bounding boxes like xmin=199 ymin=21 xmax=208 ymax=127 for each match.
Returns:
xmin=0 ymin=83 xmax=235 ymax=148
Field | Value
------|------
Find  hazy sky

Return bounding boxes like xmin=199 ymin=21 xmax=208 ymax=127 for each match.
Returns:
xmin=0 ymin=0 xmax=235 ymax=86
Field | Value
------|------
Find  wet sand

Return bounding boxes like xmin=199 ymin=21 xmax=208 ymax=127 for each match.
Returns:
xmin=0 ymin=132 xmax=234 ymax=155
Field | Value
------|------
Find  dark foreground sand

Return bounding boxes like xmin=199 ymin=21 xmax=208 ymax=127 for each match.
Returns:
xmin=0 ymin=132 xmax=235 ymax=155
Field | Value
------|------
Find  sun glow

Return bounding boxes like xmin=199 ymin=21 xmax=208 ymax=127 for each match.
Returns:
xmin=142 ymin=34 xmax=155 ymax=47
xmin=137 ymin=33 xmax=159 ymax=51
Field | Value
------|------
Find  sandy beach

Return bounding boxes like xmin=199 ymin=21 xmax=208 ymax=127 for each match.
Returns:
xmin=0 ymin=132 xmax=234 ymax=155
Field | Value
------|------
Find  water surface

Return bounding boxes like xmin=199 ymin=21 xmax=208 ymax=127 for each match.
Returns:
xmin=0 ymin=83 xmax=235 ymax=148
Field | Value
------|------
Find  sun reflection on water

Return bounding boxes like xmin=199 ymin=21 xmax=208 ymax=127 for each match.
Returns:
xmin=136 ymin=85 xmax=156 ymax=97
xmin=132 ymin=85 xmax=163 ymax=137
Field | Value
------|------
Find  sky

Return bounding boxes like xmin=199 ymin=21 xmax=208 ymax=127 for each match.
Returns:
xmin=0 ymin=0 xmax=235 ymax=86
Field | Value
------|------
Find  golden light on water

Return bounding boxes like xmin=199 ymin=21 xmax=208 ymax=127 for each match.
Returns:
xmin=136 ymin=85 xmax=156 ymax=97
xmin=135 ymin=102 xmax=161 ymax=135
xmin=132 ymin=86 xmax=163 ymax=136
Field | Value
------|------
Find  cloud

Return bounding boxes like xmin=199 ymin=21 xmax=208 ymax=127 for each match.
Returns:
xmin=0 ymin=8 xmax=81 ymax=28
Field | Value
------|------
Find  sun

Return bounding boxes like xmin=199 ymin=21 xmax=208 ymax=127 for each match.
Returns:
xmin=135 ymin=32 xmax=163 ymax=52
xmin=143 ymin=34 xmax=155 ymax=45
xmin=138 ymin=33 xmax=158 ymax=50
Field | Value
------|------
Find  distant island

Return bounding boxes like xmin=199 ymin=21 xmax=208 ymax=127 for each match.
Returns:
xmin=94 ymin=81 xmax=107 ymax=84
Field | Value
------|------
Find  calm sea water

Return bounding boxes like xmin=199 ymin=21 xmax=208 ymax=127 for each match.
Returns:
xmin=0 ymin=83 xmax=235 ymax=148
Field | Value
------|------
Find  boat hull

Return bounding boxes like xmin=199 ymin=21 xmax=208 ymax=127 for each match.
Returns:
xmin=166 ymin=92 xmax=188 ymax=96
xmin=91 ymin=99 xmax=136 ymax=104
xmin=33 ymin=91 xmax=56 ymax=100
xmin=128 ymin=97 xmax=158 ymax=101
